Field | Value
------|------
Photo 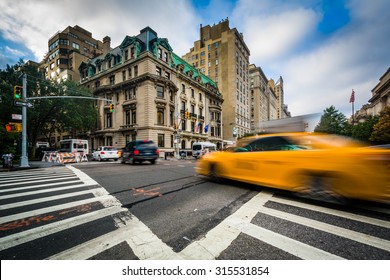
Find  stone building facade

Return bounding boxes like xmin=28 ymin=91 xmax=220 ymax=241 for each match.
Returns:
xmin=183 ymin=19 xmax=250 ymax=141
xmin=354 ymin=67 xmax=390 ymax=122
xmin=79 ymin=27 xmax=223 ymax=156
xmin=40 ymin=25 xmax=105 ymax=83
xmin=249 ymin=64 xmax=290 ymax=133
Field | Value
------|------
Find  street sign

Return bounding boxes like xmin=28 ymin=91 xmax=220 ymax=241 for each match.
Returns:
xmin=12 ymin=114 xmax=22 ymax=120
xmin=14 ymin=100 xmax=34 ymax=108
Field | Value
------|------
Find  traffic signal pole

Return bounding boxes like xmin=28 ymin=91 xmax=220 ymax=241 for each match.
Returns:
xmin=20 ymin=74 xmax=29 ymax=167
xmin=15 ymin=75 xmax=112 ymax=167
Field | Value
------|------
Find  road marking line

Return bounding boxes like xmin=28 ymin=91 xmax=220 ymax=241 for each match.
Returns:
xmin=0 ymin=176 xmax=79 ymax=187
xmin=0 ymin=206 xmax=128 ymax=251
xmin=0 ymin=189 xmax=99 ymax=210
xmin=240 ymin=220 xmax=344 ymax=260
xmin=0 ymin=168 xmax=72 ymax=178
xmin=0 ymin=180 xmax=91 ymax=193
xmin=0 ymin=184 xmax=101 ymax=200
xmin=179 ymin=190 xmax=274 ymax=259
xmin=0 ymin=195 xmax=122 ymax=224
xmin=0 ymin=171 xmax=73 ymax=181
xmin=67 ymin=165 xmax=104 ymax=189
xmin=269 ymin=196 xmax=390 ymax=228
xmin=47 ymin=212 xmax=181 ymax=260
xmin=259 ymin=205 xmax=390 ymax=252
xmin=0 ymin=174 xmax=76 ymax=184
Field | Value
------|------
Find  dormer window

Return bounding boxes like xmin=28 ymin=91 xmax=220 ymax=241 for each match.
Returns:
xmin=131 ymin=47 xmax=135 ymax=58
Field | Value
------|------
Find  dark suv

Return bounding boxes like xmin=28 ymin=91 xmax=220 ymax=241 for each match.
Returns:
xmin=121 ymin=140 xmax=159 ymax=164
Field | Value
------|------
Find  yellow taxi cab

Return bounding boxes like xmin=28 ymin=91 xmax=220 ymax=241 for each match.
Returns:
xmin=195 ymin=132 xmax=390 ymax=203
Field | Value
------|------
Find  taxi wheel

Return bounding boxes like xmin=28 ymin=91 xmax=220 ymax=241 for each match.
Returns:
xmin=208 ymin=163 xmax=222 ymax=183
xmin=302 ymin=175 xmax=345 ymax=204
xmin=98 ymin=156 xmax=102 ymax=162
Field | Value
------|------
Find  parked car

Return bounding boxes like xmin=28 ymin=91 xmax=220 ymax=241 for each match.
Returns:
xmin=196 ymin=132 xmax=390 ymax=203
xmin=92 ymin=146 xmax=119 ymax=161
xmin=121 ymin=140 xmax=159 ymax=164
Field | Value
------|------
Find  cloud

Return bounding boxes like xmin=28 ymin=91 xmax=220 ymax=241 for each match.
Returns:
xmin=4 ymin=46 xmax=26 ymax=57
xmin=1 ymin=0 xmax=388 ymax=120
xmin=233 ymin=5 xmax=320 ymax=63
xmin=279 ymin=0 xmax=390 ymax=116
xmin=228 ymin=0 xmax=390 ymax=117
xmin=0 ymin=0 xmax=200 ymax=62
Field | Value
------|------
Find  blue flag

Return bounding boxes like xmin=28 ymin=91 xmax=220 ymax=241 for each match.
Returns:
xmin=204 ymin=124 xmax=209 ymax=133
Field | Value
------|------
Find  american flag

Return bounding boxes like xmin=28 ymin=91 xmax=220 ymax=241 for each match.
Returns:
xmin=195 ymin=122 xmax=201 ymax=132
xmin=349 ymin=90 xmax=355 ymax=103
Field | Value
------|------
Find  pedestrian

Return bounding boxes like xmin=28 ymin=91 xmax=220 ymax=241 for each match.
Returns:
xmin=2 ymin=153 xmax=13 ymax=168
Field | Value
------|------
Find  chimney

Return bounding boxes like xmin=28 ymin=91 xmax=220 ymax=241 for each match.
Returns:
xmin=103 ymin=36 xmax=111 ymax=53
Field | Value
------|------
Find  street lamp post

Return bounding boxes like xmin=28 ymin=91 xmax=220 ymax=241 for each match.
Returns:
xmin=20 ymin=74 xmax=29 ymax=167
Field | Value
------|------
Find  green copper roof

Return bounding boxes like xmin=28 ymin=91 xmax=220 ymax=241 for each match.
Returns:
xmin=171 ymin=52 xmax=220 ymax=95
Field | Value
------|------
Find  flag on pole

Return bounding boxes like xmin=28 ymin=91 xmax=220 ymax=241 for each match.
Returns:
xmin=204 ymin=124 xmax=209 ymax=133
xmin=349 ymin=89 xmax=355 ymax=103
xmin=195 ymin=122 xmax=201 ymax=132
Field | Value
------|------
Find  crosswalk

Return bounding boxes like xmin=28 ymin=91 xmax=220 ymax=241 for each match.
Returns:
xmin=0 ymin=166 xmax=132 ymax=259
xmin=1 ymin=166 xmax=389 ymax=260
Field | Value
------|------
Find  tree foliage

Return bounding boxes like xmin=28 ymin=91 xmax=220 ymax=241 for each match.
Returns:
xmin=370 ymin=106 xmax=390 ymax=144
xmin=314 ymin=106 xmax=351 ymax=135
xmin=0 ymin=61 xmax=97 ymax=157
xmin=351 ymin=115 xmax=379 ymax=143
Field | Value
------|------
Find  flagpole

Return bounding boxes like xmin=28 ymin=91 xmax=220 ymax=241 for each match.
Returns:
xmin=352 ymin=100 xmax=354 ymax=124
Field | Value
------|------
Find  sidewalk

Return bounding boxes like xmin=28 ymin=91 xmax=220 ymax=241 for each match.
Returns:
xmin=0 ymin=160 xmax=64 ymax=172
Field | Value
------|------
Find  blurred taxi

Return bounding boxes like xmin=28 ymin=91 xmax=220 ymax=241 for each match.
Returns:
xmin=196 ymin=133 xmax=390 ymax=203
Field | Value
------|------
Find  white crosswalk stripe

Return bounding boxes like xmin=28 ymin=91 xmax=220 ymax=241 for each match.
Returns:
xmin=179 ymin=190 xmax=390 ymax=260
xmin=1 ymin=166 xmax=389 ymax=260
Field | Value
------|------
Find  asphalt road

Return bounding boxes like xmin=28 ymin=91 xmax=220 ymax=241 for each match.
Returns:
xmin=1 ymin=158 xmax=389 ymax=260
xmin=75 ymin=159 xmax=390 ymax=260
xmin=76 ymin=159 xmax=259 ymax=254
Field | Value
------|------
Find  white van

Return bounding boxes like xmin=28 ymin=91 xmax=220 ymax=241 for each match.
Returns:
xmin=59 ymin=139 xmax=89 ymax=154
xmin=192 ymin=142 xmax=217 ymax=158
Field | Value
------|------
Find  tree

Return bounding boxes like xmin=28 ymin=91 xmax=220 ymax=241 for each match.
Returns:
xmin=370 ymin=106 xmax=390 ymax=144
xmin=314 ymin=106 xmax=351 ymax=135
xmin=0 ymin=61 xmax=97 ymax=158
xmin=351 ymin=115 xmax=379 ymax=143
xmin=0 ymin=61 xmax=25 ymax=156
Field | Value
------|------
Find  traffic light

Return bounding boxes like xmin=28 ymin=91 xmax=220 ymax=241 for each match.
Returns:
xmin=184 ymin=111 xmax=191 ymax=119
xmin=14 ymin=85 xmax=22 ymax=99
xmin=5 ymin=123 xmax=21 ymax=132
xmin=109 ymin=103 xmax=115 ymax=113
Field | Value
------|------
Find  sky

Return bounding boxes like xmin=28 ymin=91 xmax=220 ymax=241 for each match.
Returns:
xmin=0 ymin=0 xmax=389 ymax=118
